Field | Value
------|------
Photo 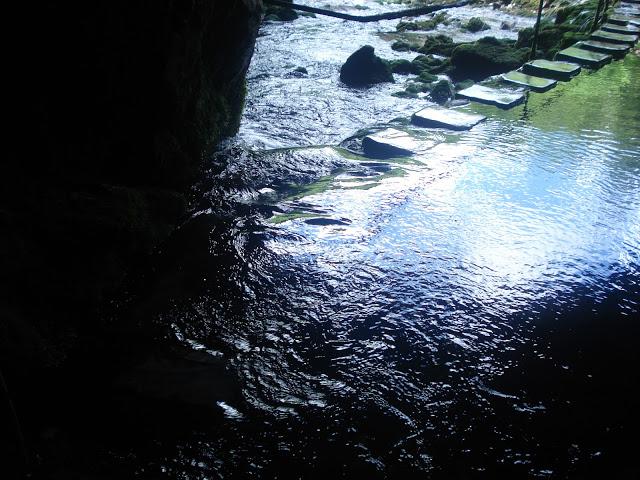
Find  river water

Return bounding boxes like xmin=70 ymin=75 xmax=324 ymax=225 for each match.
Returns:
xmin=108 ymin=2 xmax=640 ymax=478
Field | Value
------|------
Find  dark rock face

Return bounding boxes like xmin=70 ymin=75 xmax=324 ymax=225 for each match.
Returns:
xmin=451 ymin=37 xmax=529 ymax=81
xmin=340 ymin=45 xmax=394 ymax=87
xmin=2 ymin=0 xmax=262 ymax=373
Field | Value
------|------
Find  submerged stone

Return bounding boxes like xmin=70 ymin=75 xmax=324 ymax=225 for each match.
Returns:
xmin=555 ymin=47 xmax=612 ymax=68
xmin=591 ymin=29 xmax=639 ymax=45
xmin=575 ymin=40 xmax=630 ymax=58
xmin=340 ymin=45 xmax=394 ymax=87
xmin=522 ymin=59 xmax=581 ymax=81
xmin=456 ymin=84 xmax=525 ymax=109
xmin=411 ymin=106 xmax=486 ymax=130
xmin=502 ymin=70 xmax=557 ymax=92
xmin=362 ymin=128 xmax=417 ymax=158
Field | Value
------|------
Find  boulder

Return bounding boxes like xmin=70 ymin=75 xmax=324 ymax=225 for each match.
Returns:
xmin=429 ymin=79 xmax=456 ymax=104
xmin=340 ymin=45 xmax=394 ymax=87
xmin=451 ymin=37 xmax=529 ymax=81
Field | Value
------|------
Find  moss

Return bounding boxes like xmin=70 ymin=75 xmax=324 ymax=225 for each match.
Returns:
xmin=388 ymin=59 xmax=414 ymax=74
xmin=418 ymin=71 xmax=439 ymax=83
xmin=463 ymin=17 xmax=491 ymax=33
xmin=451 ymin=37 xmax=529 ymax=81
xmin=392 ymin=40 xmax=412 ymax=52
xmin=340 ymin=45 xmax=394 ymax=87
xmin=392 ymin=90 xmax=419 ymax=98
xmin=397 ymin=12 xmax=450 ymax=32
xmin=419 ymin=35 xmax=459 ymax=56
xmin=429 ymin=79 xmax=455 ymax=104
xmin=516 ymin=22 xmax=590 ymax=59
xmin=455 ymin=79 xmax=475 ymax=91
xmin=411 ymin=54 xmax=451 ymax=75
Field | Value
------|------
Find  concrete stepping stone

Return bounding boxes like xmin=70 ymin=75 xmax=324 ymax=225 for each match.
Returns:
xmin=555 ymin=47 xmax=612 ymax=68
xmin=602 ymin=22 xmax=640 ymax=35
xmin=591 ymin=29 xmax=639 ymax=46
xmin=362 ymin=128 xmax=418 ymax=158
xmin=411 ymin=106 xmax=486 ymax=130
xmin=502 ymin=70 xmax=557 ymax=92
xmin=521 ymin=59 xmax=581 ymax=81
xmin=576 ymin=40 xmax=630 ymax=58
xmin=607 ymin=15 xmax=640 ymax=27
xmin=456 ymin=84 xmax=525 ymax=109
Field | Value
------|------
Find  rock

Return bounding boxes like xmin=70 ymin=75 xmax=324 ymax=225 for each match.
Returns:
xmin=419 ymin=35 xmax=459 ymax=56
xmin=429 ymin=79 xmax=456 ymax=104
xmin=388 ymin=59 xmax=415 ymax=74
xmin=463 ymin=17 xmax=491 ymax=33
xmin=451 ymin=37 xmax=529 ymax=81
xmin=340 ymin=46 xmax=394 ymax=87
xmin=575 ymin=40 xmax=630 ymax=59
xmin=264 ymin=0 xmax=299 ymax=22
xmin=456 ymin=84 xmax=526 ymax=109
xmin=591 ymin=30 xmax=639 ymax=46
xmin=502 ymin=70 xmax=558 ymax=92
xmin=412 ymin=55 xmax=452 ymax=75
xmin=392 ymin=40 xmax=412 ymax=52
xmin=501 ymin=21 xmax=514 ymax=31
xmin=521 ymin=59 xmax=581 ymax=81
xmin=292 ymin=66 xmax=308 ymax=76
xmin=455 ymin=79 xmax=475 ymax=91
xmin=411 ymin=106 xmax=486 ymax=130
xmin=555 ymin=46 xmax=612 ymax=68
xmin=362 ymin=128 xmax=418 ymax=158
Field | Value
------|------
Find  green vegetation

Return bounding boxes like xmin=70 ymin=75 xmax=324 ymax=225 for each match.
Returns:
xmin=462 ymin=17 xmax=491 ymax=33
xmin=396 ymin=12 xmax=450 ymax=32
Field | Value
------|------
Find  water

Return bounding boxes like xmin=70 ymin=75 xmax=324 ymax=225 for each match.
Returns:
xmin=105 ymin=2 xmax=640 ymax=478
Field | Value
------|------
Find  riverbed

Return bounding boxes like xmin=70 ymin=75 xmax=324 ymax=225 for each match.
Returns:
xmin=105 ymin=1 xmax=640 ymax=478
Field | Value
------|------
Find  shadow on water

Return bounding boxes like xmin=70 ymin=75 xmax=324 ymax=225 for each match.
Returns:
xmin=32 ymin=4 xmax=640 ymax=478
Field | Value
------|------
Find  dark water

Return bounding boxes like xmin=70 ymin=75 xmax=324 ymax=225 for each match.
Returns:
xmin=91 ymin=3 xmax=640 ymax=479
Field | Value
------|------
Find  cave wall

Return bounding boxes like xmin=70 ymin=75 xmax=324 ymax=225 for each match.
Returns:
xmin=1 ymin=0 xmax=262 ymax=370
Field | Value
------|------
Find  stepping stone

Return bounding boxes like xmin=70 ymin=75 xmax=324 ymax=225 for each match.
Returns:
xmin=456 ymin=84 xmax=525 ymax=109
xmin=576 ymin=40 xmax=630 ymax=59
xmin=502 ymin=70 xmax=557 ymax=92
xmin=362 ymin=128 xmax=417 ymax=158
xmin=591 ymin=29 xmax=639 ymax=46
xmin=522 ymin=59 xmax=581 ymax=81
xmin=555 ymin=47 xmax=612 ymax=68
xmin=608 ymin=15 xmax=640 ymax=27
xmin=411 ymin=106 xmax=486 ymax=130
xmin=602 ymin=22 xmax=640 ymax=35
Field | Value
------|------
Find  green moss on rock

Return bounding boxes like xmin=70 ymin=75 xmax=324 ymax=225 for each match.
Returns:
xmin=451 ymin=37 xmax=529 ymax=80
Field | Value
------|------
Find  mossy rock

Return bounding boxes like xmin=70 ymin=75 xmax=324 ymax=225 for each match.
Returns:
xmin=455 ymin=79 xmax=475 ymax=91
xmin=388 ymin=59 xmax=415 ymax=74
xmin=392 ymin=90 xmax=419 ymax=98
xmin=419 ymin=35 xmax=459 ymax=56
xmin=340 ymin=45 xmax=394 ymax=87
xmin=397 ymin=12 xmax=449 ymax=32
xmin=451 ymin=37 xmax=529 ymax=81
xmin=418 ymin=71 xmax=439 ymax=83
xmin=392 ymin=40 xmax=412 ymax=52
xmin=411 ymin=54 xmax=452 ymax=75
xmin=429 ymin=79 xmax=455 ymax=104
xmin=406 ymin=82 xmax=432 ymax=94
xmin=463 ymin=17 xmax=491 ymax=33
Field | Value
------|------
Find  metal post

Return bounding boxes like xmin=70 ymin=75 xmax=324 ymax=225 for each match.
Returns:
xmin=591 ymin=0 xmax=606 ymax=32
xmin=529 ymin=0 xmax=545 ymax=61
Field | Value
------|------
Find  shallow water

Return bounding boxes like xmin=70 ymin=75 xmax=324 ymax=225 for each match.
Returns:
xmin=109 ymin=2 xmax=640 ymax=478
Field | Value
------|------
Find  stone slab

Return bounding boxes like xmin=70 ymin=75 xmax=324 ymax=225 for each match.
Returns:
xmin=555 ymin=47 xmax=612 ymax=68
xmin=411 ymin=106 xmax=486 ymax=130
xmin=502 ymin=70 xmax=557 ymax=92
xmin=591 ymin=29 xmax=639 ymax=46
xmin=362 ymin=128 xmax=417 ymax=158
xmin=602 ymin=22 xmax=640 ymax=35
xmin=575 ymin=40 xmax=630 ymax=58
xmin=608 ymin=15 xmax=640 ymax=27
xmin=522 ymin=59 xmax=581 ymax=81
xmin=456 ymin=84 xmax=525 ymax=109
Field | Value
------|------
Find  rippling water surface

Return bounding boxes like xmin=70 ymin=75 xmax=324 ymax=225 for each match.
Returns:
xmin=116 ymin=2 xmax=640 ymax=478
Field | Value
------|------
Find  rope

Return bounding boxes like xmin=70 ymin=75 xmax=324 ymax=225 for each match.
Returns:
xmin=263 ymin=0 xmax=475 ymax=22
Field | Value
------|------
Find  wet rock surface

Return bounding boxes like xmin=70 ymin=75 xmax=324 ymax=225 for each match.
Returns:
xmin=340 ymin=45 xmax=395 ymax=87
